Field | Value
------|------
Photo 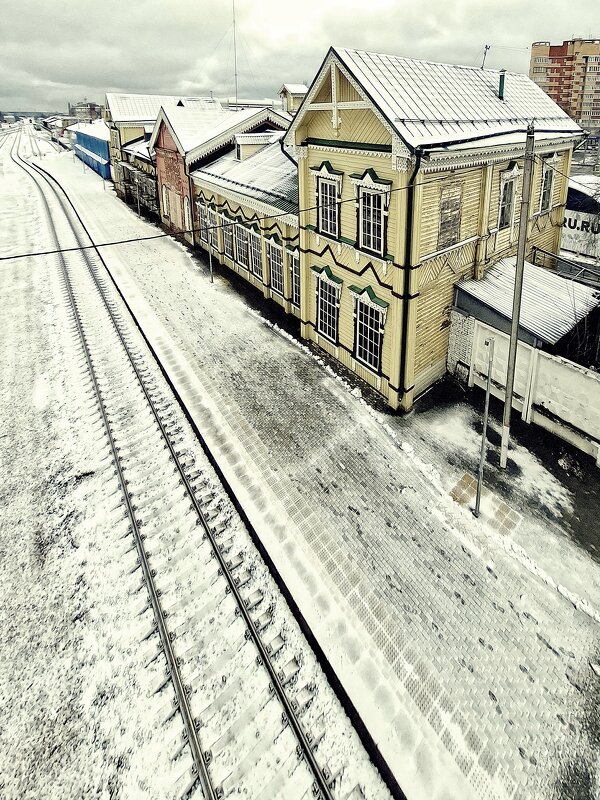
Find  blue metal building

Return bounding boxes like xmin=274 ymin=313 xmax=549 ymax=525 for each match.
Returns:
xmin=73 ymin=121 xmax=111 ymax=179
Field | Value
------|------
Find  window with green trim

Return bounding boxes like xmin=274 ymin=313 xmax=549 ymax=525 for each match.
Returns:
xmin=355 ymin=298 xmax=384 ymax=371
xmin=359 ymin=188 xmax=384 ymax=254
xmin=235 ymin=224 xmax=249 ymax=268
xmin=318 ymin=178 xmax=339 ymax=238
xmin=290 ymin=251 xmax=300 ymax=307
xmin=268 ymin=241 xmax=284 ymax=295
xmin=198 ymin=202 xmax=208 ymax=243
xmin=317 ymin=277 xmax=339 ymax=342
xmin=249 ymin=230 xmax=263 ymax=278
xmin=221 ymin=214 xmax=234 ymax=258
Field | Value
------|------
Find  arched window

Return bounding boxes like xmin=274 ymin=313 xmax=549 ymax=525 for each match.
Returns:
xmin=162 ymin=184 xmax=170 ymax=218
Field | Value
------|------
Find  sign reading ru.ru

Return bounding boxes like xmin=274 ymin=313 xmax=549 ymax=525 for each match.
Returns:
xmin=561 ymin=211 xmax=600 ymax=259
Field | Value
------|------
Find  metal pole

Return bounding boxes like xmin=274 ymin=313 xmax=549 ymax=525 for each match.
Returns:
xmin=473 ymin=337 xmax=495 ymax=517
xmin=208 ymin=243 xmax=213 ymax=283
xmin=500 ymin=122 xmax=535 ymax=468
xmin=232 ymin=0 xmax=239 ymax=108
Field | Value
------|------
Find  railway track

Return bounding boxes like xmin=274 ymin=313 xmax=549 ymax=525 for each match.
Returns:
xmin=8 ymin=131 xmax=355 ymax=800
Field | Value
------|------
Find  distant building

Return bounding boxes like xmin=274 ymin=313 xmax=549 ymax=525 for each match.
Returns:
xmin=69 ymin=100 xmax=104 ymax=122
xmin=530 ymin=39 xmax=600 ymax=131
xmin=279 ymin=84 xmax=308 ymax=114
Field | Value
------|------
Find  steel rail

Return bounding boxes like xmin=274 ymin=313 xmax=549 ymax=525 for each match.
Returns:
xmin=10 ymin=131 xmax=213 ymax=800
xmin=11 ymin=131 xmax=335 ymax=800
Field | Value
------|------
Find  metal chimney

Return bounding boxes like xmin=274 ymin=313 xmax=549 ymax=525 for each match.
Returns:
xmin=498 ymin=69 xmax=506 ymax=100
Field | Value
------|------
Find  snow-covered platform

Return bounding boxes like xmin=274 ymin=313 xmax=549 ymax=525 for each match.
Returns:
xmin=35 ymin=150 xmax=600 ymax=800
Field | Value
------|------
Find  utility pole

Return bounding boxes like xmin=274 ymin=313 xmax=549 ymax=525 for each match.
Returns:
xmin=232 ymin=0 xmax=239 ymax=108
xmin=500 ymin=122 xmax=535 ymax=468
xmin=473 ymin=338 xmax=495 ymax=517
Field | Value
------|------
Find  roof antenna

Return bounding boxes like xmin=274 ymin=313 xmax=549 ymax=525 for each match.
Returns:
xmin=232 ymin=0 xmax=239 ymax=108
xmin=481 ymin=44 xmax=490 ymax=69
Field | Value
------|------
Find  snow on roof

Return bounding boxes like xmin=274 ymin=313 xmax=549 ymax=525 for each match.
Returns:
xmin=295 ymin=47 xmax=582 ymax=149
xmin=191 ymin=141 xmax=298 ymax=215
xmin=235 ymin=131 xmax=285 ymax=145
xmin=73 ymin=120 xmax=110 ymax=141
xmin=105 ymin=93 xmax=219 ymax=123
xmin=568 ymin=174 xmax=600 ymax=199
xmin=280 ymin=83 xmax=308 ymax=95
xmin=153 ymin=105 xmax=290 ymax=163
xmin=457 ymin=257 xmax=600 ymax=344
xmin=122 ymin=137 xmax=152 ymax=161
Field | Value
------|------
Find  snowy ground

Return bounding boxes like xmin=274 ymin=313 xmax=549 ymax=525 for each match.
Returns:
xmin=0 ymin=129 xmax=391 ymax=799
xmin=4 ymin=131 xmax=600 ymax=800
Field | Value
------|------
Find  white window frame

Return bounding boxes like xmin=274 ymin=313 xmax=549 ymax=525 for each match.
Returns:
xmin=354 ymin=296 xmax=386 ymax=373
xmin=235 ymin=224 xmax=249 ymax=269
xmin=162 ymin=184 xmax=170 ymax=218
xmin=318 ymin=178 xmax=339 ymax=238
xmin=290 ymin=250 xmax=301 ymax=307
xmin=207 ymin=208 xmax=218 ymax=248
xmin=198 ymin=202 xmax=209 ymax=243
xmin=221 ymin=214 xmax=234 ymax=258
xmin=249 ymin=230 xmax=263 ymax=279
xmin=359 ymin=188 xmax=385 ymax=255
xmin=316 ymin=274 xmax=341 ymax=343
xmin=267 ymin=240 xmax=284 ymax=295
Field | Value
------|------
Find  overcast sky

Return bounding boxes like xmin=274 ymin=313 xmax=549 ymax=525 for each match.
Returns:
xmin=3 ymin=0 xmax=598 ymax=111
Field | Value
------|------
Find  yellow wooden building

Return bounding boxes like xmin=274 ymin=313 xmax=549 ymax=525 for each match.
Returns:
xmin=279 ymin=47 xmax=583 ymax=410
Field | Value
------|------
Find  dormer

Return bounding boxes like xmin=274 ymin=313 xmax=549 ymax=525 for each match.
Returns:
xmin=234 ymin=130 xmax=285 ymax=161
xmin=279 ymin=84 xmax=308 ymax=114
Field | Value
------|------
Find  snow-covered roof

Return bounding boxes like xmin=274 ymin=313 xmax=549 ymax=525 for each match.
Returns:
xmin=569 ymin=174 xmax=600 ymax=199
xmin=151 ymin=105 xmax=290 ymax=165
xmin=279 ymin=83 xmax=308 ymax=95
xmin=105 ymin=93 xmax=219 ymax=123
xmin=122 ymin=137 xmax=153 ymax=161
xmin=235 ymin=131 xmax=285 ymax=145
xmin=457 ymin=257 xmax=600 ymax=344
xmin=73 ymin=120 xmax=110 ymax=141
xmin=288 ymin=47 xmax=582 ymax=151
xmin=191 ymin=141 xmax=298 ymax=216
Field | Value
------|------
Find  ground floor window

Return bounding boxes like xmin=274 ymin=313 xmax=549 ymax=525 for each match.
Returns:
xmin=268 ymin=241 xmax=284 ymax=294
xmin=317 ymin=277 xmax=339 ymax=342
xmin=198 ymin=203 xmax=209 ymax=243
xmin=290 ymin=251 xmax=300 ymax=307
xmin=208 ymin=208 xmax=218 ymax=248
xmin=162 ymin=184 xmax=170 ymax=218
xmin=235 ymin=224 xmax=249 ymax=268
xmin=355 ymin=299 xmax=383 ymax=372
xmin=222 ymin=215 xmax=234 ymax=258
xmin=249 ymin=230 xmax=263 ymax=278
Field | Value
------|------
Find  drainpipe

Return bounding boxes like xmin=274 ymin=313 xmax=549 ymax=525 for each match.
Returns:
xmin=398 ymin=147 xmax=422 ymax=406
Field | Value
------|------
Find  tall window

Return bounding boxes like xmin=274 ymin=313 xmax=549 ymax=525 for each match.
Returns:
xmin=318 ymin=179 xmax=339 ymax=238
xmin=355 ymin=299 xmax=383 ymax=372
xmin=438 ymin=185 xmax=462 ymax=249
xmin=198 ymin=203 xmax=209 ymax=242
xmin=162 ymin=184 xmax=170 ymax=218
xmin=499 ymin=179 xmax=516 ymax=229
xmin=290 ymin=251 xmax=300 ymax=307
xmin=359 ymin=189 xmax=384 ymax=254
xmin=249 ymin=231 xmax=263 ymax=278
xmin=222 ymin=215 xmax=234 ymax=258
xmin=268 ymin=241 xmax=284 ymax=295
xmin=540 ymin=165 xmax=554 ymax=213
xmin=208 ymin=208 xmax=218 ymax=248
xmin=235 ymin=224 xmax=249 ymax=268
xmin=317 ymin=278 xmax=339 ymax=342
xmin=184 ymin=196 xmax=191 ymax=232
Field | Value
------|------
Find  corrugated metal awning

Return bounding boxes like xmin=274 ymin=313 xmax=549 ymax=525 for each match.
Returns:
xmin=456 ymin=257 xmax=600 ymax=345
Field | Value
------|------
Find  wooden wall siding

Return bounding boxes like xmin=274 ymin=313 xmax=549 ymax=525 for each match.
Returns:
xmin=419 ymin=168 xmax=481 ymax=257
xmin=303 ymin=108 xmax=390 ymax=146
xmin=413 ymin=241 xmax=477 ymax=378
xmin=337 ymin=70 xmax=362 ymax=102
xmin=314 ymin=79 xmax=332 ymax=103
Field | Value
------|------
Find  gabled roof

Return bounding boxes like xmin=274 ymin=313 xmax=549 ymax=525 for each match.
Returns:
xmin=150 ymin=105 xmax=290 ymax=166
xmin=286 ymin=46 xmax=582 ymax=152
xmin=457 ymin=257 xmax=599 ymax=344
xmin=122 ymin=137 xmax=153 ymax=161
xmin=104 ymin=93 xmax=219 ymax=124
xmin=191 ymin=141 xmax=298 ymax=216
xmin=279 ymin=83 xmax=308 ymax=95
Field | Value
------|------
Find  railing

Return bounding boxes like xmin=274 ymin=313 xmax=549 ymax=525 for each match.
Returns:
xmin=531 ymin=246 xmax=600 ymax=288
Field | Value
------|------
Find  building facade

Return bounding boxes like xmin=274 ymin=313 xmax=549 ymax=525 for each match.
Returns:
xmin=530 ymin=39 xmax=600 ymax=131
xmin=72 ymin=120 xmax=111 ymax=179
xmin=283 ymin=48 xmax=582 ymax=410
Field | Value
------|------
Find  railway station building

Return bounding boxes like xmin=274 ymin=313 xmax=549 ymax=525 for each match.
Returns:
xmin=150 ymin=47 xmax=584 ymax=411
